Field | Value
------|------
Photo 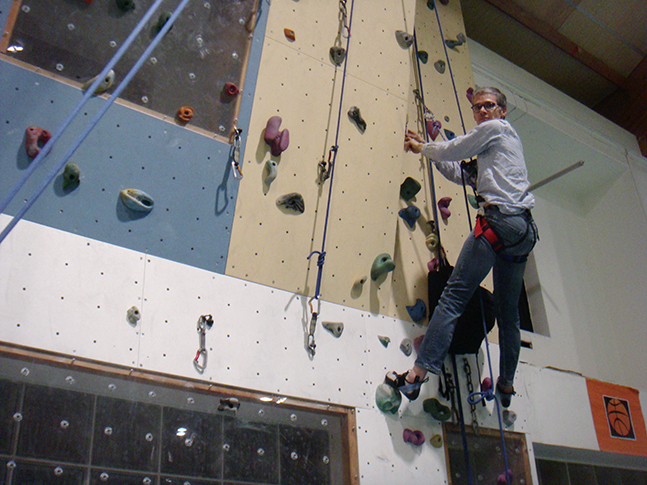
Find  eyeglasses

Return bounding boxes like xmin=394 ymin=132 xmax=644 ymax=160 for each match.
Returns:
xmin=471 ymin=101 xmax=499 ymax=112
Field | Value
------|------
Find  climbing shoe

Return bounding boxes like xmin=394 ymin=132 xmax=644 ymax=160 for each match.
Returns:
xmin=385 ymin=371 xmax=428 ymax=401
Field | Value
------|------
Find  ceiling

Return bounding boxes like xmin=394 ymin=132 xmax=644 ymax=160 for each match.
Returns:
xmin=461 ymin=0 xmax=647 ymax=157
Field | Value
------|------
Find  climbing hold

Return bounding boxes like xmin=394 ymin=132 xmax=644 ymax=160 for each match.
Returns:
xmin=120 ymin=189 xmax=154 ymax=212
xmin=423 ymin=398 xmax=452 ymax=421
xmin=264 ymin=116 xmax=290 ymax=156
xmin=434 ymin=60 xmax=446 ymax=74
xmin=439 ymin=0 xmax=449 ymax=4
xmin=399 ymin=338 xmax=412 ymax=357
xmin=347 ymin=106 xmax=367 ymax=133
xmin=353 ymin=275 xmax=367 ymax=288
xmin=395 ymin=30 xmax=414 ymax=49
xmin=224 ymin=82 xmax=239 ymax=97
xmin=25 ymin=126 xmax=51 ymax=158
xmin=426 ymin=119 xmax=442 ymax=141
xmin=330 ymin=46 xmax=346 ymax=66
xmin=467 ymin=194 xmax=479 ymax=209
xmin=82 ymin=69 xmax=115 ymax=95
xmin=371 ymin=253 xmax=395 ymax=281
xmin=62 ymin=162 xmax=81 ymax=191
xmin=155 ymin=11 xmax=172 ymax=33
xmin=399 ymin=205 xmax=420 ymax=229
xmin=413 ymin=335 xmax=424 ymax=353
xmin=284 ymin=28 xmax=296 ymax=41
xmin=115 ymin=0 xmax=135 ymax=12
xmin=378 ymin=335 xmax=391 ymax=348
xmin=126 ymin=306 xmax=141 ymax=325
xmin=481 ymin=377 xmax=493 ymax=393
xmin=497 ymin=469 xmax=514 ymax=485
xmin=502 ymin=409 xmax=517 ymax=427
xmin=438 ymin=196 xmax=452 ymax=219
xmin=406 ymin=299 xmax=427 ymax=323
xmin=400 ymin=177 xmax=421 ymax=201
xmin=417 ymin=50 xmax=428 ymax=64
xmin=425 ymin=233 xmax=439 ymax=251
xmin=276 ymin=192 xmax=305 ymax=214
xmin=444 ymin=129 xmax=456 ymax=140
xmin=323 ymin=322 xmax=344 ymax=338
xmin=427 ymin=258 xmax=440 ymax=272
xmin=445 ymin=33 xmax=466 ymax=49
xmin=264 ymin=160 xmax=278 ymax=186
xmin=429 ymin=434 xmax=443 ymax=448
xmin=466 ymin=87 xmax=474 ymax=104
xmin=403 ymin=429 xmax=425 ymax=446
xmin=177 ymin=106 xmax=194 ymax=123
xmin=375 ymin=383 xmax=401 ymax=414
xmin=218 ymin=397 xmax=240 ymax=412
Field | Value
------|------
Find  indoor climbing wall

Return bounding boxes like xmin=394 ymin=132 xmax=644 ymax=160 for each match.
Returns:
xmin=227 ymin=0 xmax=479 ymax=323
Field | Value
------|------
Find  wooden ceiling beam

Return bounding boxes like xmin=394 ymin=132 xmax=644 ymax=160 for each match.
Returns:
xmin=481 ymin=0 xmax=628 ymax=89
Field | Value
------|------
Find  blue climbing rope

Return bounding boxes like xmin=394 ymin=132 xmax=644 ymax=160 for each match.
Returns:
xmin=0 ymin=0 xmax=167 ymax=220
xmin=0 ymin=0 xmax=192 ymax=245
xmin=307 ymin=0 xmax=355 ymax=306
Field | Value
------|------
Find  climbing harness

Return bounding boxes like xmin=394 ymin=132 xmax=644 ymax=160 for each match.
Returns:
xmin=193 ymin=314 xmax=214 ymax=374
xmin=306 ymin=0 xmax=355 ymax=357
xmin=231 ymin=125 xmax=244 ymax=180
xmin=0 ymin=0 xmax=192 ymax=245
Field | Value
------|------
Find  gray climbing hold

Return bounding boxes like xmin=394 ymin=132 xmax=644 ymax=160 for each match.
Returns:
xmin=323 ymin=322 xmax=344 ymax=338
xmin=120 ymin=189 xmax=154 ymax=212
xmin=502 ymin=409 xmax=517 ymax=427
xmin=276 ymin=192 xmax=305 ymax=214
xmin=434 ymin=60 xmax=446 ymax=74
xmin=330 ymin=46 xmax=346 ymax=66
xmin=371 ymin=253 xmax=395 ymax=281
xmin=264 ymin=160 xmax=278 ymax=186
xmin=126 ymin=306 xmax=141 ymax=325
xmin=378 ymin=335 xmax=391 ymax=348
xmin=445 ymin=33 xmax=466 ymax=49
xmin=348 ymin=106 xmax=367 ymax=133
xmin=395 ymin=30 xmax=414 ymax=49
xmin=400 ymin=338 xmax=412 ymax=356
xmin=62 ymin=162 xmax=80 ymax=191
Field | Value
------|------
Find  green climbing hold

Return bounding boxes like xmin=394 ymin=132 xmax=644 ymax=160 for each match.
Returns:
xmin=115 ymin=0 xmax=135 ymax=12
xmin=264 ymin=160 xmax=278 ymax=186
xmin=62 ymin=162 xmax=80 ymax=191
xmin=417 ymin=51 xmax=429 ymax=64
xmin=423 ymin=398 xmax=452 ymax=421
xmin=434 ymin=60 xmax=446 ymax=74
xmin=427 ymin=0 xmax=435 ymax=10
xmin=430 ymin=434 xmax=443 ymax=448
xmin=400 ymin=177 xmax=421 ymax=201
xmin=371 ymin=253 xmax=395 ymax=281
xmin=376 ymin=383 xmax=402 ymax=414
xmin=155 ymin=11 xmax=173 ymax=33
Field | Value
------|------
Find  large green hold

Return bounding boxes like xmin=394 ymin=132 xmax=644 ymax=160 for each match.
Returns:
xmin=423 ymin=397 xmax=452 ymax=421
xmin=400 ymin=177 xmax=421 ymax=201
xmin=62 ymin=162 xmax=80 ymax=191
xmin=375 ymin=383 xmax=401 ymax=414
xmin=371 ymin=254 xmax=395 ymax=281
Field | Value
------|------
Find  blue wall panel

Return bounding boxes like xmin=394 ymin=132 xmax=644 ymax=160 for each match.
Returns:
xmin=0 ymin=1 xmax=268 ymax=274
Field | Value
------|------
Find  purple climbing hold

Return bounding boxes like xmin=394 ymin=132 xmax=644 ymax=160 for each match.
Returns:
xmin=264 ymin=116 xmax=289 ymax=156
xmin=399 ymin=205 xmax=420 ymax=228
xmin=406 ymin=298 xmax=427 ymax=323
xmin=438 ymin=196 xmax=452 ymax=219
xmin=497 ymin=469 xmax=514 ymax=485
xmin=427 ymin=258 xmax=440 ymax=272
xmin=481 ymin=377 xmax=493 ymax=393
xmin=403 ymin=428 xmax=425 ymax=446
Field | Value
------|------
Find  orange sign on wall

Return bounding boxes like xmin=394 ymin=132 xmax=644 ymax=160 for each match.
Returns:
xmin=586 ymin=378 xmax=647 ymax=457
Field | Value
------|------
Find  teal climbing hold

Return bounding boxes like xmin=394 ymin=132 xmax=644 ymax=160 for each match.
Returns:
xmin=427 ymin=0 xmax=435 ymax=10
xmin=371 ymin=254 xmax=395 ymax=281
xmin=399 ymin=205 xmax=420 ymax=228
xmin=400 ymin=177 xmax=421 ymax=201
xmin=378 ymin=335 xmax=391 ymax=347
xmin=417 ymin=51 xmax=429 ymax=64
xmin=62 ymin=162 xmax=80 ymax=191
xmin=375 ymin=383 xmax=402 ymax=414
xmin=423 ymin=398 xmax=452 ymax=421
xmin=444 ymin=129 xmax=456 ymax=140
xmin=120 ymin=189 xmax=154 ymax=212
xmin=406 ymin=299 xmax=427 ymax=323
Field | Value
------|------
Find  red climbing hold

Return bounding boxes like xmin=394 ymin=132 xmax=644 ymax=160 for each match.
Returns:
xmin=25 ymin=126 xmax=52 ymax=158
xmin=224 ymin=82 xmax=239 ymax=97
xmin=402 ymin=428 xmax=425 ymax=446
xmin=426 ymin=119 xmax=442 ymax=141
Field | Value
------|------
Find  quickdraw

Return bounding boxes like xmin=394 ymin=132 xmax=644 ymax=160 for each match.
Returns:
xmin=317 ymin=145 xmax=337 ymax=185
xmin=231 ymin=126 xmax=243 ymax=180
xmin=193 ymin=314 xmax=214 ymax=374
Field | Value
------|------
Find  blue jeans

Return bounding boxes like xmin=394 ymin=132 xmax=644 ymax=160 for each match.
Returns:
xmin=415 ymin=206 xmax=538 ymax=388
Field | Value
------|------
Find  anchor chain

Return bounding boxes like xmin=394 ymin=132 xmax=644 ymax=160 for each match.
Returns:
xmin=193 ymin=314 xmax=214 ymax=374
xmin=463 ymin=356 xmax=480 ymax=435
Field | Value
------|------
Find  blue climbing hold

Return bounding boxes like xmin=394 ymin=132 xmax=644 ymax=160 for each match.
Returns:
xmin=398 ymin=205 xmax=420 ymax=228
xmin=406 ymin=299 xmax=427 ymax=323
xmin=444 ymin=129 xmax=456 ymax=140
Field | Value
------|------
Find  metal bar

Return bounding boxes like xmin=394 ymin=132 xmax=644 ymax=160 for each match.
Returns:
xmin=528 ymin=160 xmax=584 ymax=191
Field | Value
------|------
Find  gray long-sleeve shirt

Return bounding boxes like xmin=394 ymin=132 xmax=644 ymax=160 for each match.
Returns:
xmin=421 ymin=119 xmax=535 ymax=214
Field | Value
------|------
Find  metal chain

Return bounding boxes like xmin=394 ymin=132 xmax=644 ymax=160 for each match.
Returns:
xmin=463 ymin=356 xmax=480 ymax=435
xmin=335 ymin=0 xmax=349 ymax=47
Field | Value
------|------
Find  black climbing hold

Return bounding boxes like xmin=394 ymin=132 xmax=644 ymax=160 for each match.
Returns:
xmin=218 ymin=397 xmax=240 ymax=412
xmin=330 ymin=46 xmax=346 ymax=66
xmin=434 ymin=60 xmax=446 ymax=74
xmin=400 ymin=177 xmax=421 ymax=201
xmin=427 ymin=0 xmax=435 ymax=10
xmin=445 ymin=33 xmax=466 ymax=49
xmin=347 ymin=106 xmax=367 ymax=133
xmin=398 ymin=205 xmax=420 ymax=229
xmin=155 ymin=11 xmax=172 ymax=33
xmin=444 ymin=129 xmax=456 ymax=140
xmin=276 ymin=193 xmax=305 ymax=214
xmin=406 ymin=299 xmax=427 ymax=323
xmin=417 ymin=50 xmax=428 ymax=64
xmin=115 ymin=0 xmax=135 ymax=12
xmin=395 ymin=30 xmax=414 ymax=49
xmin=62 ymin=162 xmax=80 ymax=191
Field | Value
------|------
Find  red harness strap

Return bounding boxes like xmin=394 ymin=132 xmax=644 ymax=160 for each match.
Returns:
xmin=474 ymin=215 xmax=504 ymax=253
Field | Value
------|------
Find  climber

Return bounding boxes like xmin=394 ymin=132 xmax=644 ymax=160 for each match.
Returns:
xmin=389 ymin=87 xmax=538 ymax=407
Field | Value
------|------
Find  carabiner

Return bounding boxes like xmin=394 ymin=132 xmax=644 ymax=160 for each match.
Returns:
xmin=231 ymin=126 xmax=243 ymax=180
